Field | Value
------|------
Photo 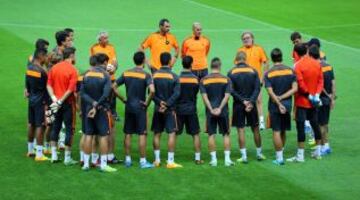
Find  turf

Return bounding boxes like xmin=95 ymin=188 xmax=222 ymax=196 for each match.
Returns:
xmin=0 ymin=0 xmax=359 ymax=199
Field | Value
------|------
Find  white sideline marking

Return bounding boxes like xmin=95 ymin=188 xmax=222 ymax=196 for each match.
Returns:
xmin=182 ymin=0 xmax=360 ymax=52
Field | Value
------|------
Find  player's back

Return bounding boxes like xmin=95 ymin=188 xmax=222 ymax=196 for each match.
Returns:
xmin=82 ymin=66 xmax=111 ymax=107
xmin=228 ymin=63 xmax=259 ymax=100
xmin=176 ymin=71 xmax=199 ymax=114
xmin=153 ymin=66 xmax=179 ymax=110
xmin=119 ymin=67 xmax=152 ymax=112
xmin=264 ymin=65 xmax=296 ymax=112
xmin=200 ymin=72 xmax=230 ymax=107
xmin=26 ymin=64 xmax=48 ymax=106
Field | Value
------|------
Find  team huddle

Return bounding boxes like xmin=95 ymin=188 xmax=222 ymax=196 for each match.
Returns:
xmin=25 ymin=19 xmax=336 ymax=172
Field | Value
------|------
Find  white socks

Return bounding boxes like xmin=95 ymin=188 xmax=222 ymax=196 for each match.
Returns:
xmin=167 ymin=152 xmax=174 ymax=164
xmin=51 ymin=146 xmax=58 ymax=160
xmin=224 ymin=150 xmax=231 ymax=162
xmin=276 ymin=150 xmax=283 ymax=162
xmin=80 ymin=151 xmax=84 ymax=162
xmin=154 ymin=150 xmax=160 ymax=162
xmin=195 ymin=152 xmax=201 ymax=161
xmin=107 ymin=153 xmax=114 ymax=161
xmin=91 ymin=153 xmax=99 ymax=164
xmin=125 ymin=155 xmax=131 ymax=163
xmin=210 ymin=151 xmax=217 ymax=162
xmin=64 ymin=150 xmax=71 ymax=162
xmin=28 ymin=142 xmax=34 ymax=153
xmin=100 ymin=155 xmax=107 ymax=169
xmin=240 ymin=148 xmax=247 ymax=159
xmin=140 ymin=157 xmax=146 ymax=164
xmin=256 ymin=147 xmax=262 ymax=156
xmin=36 ymin=145 xmax=43 ymax=158
xmin=83 ymin=154 xmax=90 ymax=168
xmin=297 ymin=148 xmax=304 ymax=159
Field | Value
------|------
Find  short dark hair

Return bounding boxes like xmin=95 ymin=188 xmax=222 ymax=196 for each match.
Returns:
xmin=33 ymin=48 xmax=48 ymax=60
xmin=211 ymin=57 xmax=221 ymax=69
xmin=63 ymin=47 xmax=76 ymax=59
xmin=294 ymin=43 xmax=307 ymax=57
xmin=96 ymin=53 xmax=109 ymax=65
xmin=64 ymin=28 xmax=74 ymax=33
xmin=89 ymin=55 xmax=97 ymax=67
xmin=160 ymin=52 xmax=171 ymax=66
xmin=307 ymin=38 xmax=321 ymax=48
xmin=182 ymin=56 xmax=193 ymax=69
xmin=159 ymin=18 xmax=169 ymax=26
xmin=271 ymin=48 xmax=283 ymax=62
xmin=308 ymin=45 xmax=320 ymax=59
xmin=133 ymin=51 xmax=145 ymax=65
xmin=35 ymin=39 xmax=49 ymax=50
xmin=55 ymin=31 xmax=69 ymax=46
xmin=290 ymin=32 xmax=302 ymax=41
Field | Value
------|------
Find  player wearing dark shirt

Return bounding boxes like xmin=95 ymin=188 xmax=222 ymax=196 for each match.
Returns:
xmin=80 ymin=54 xmax=116 ymax=173
xmin=318 ymin=59 xmax=336 ymax=155
xmin=151 ymin=52 xmax=182 ymax=169
xmin=176 ymin=56 xmax=203 ymax=164
xmin=25 ymin=48 xmax=49 ymax=161
xmin=200 ymin=57 xmax=233 ymax=167
xmin=228 ymin=51 xmax=264 ymax=164
xmin=114 ymin=51 xmax=155 ymax=169
xmin=264 ymin=48 xmax=298 ymax=165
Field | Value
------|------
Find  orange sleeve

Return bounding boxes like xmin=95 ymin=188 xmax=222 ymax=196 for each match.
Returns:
xmin=259 ymin=47 xmax=267 ymax=63
xmin=141 ymin=35 xmax=152 ymax=49
xmin=181 ymin=40 xmax=188 ymax=58
xmin=172 ymin=35 xmax=179 ymax=49
xmin=68 ymin=68 xmax=79 ymax=92
xmin=316 ymin=65 xmax=324 ymax=94
xmin=90 ymin=45 xmax=95 ymax=56
xmin=110 ymin=46 xmax=117 ymax=62
xmin=206 ymin=39 xmax=210 ymax=55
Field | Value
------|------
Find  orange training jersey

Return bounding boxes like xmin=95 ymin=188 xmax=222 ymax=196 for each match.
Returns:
xmin=236 ymin=44 xmax=267 ymax=79
xmin=141 ymin=32 xmax=178 ymax=70
xmin=90 ymin=43 xmax=117 ymax=64
xmin=181 ymin=35 xmax=210 ymax=71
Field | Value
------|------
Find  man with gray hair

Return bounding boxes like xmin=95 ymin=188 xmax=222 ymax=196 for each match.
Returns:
xmin=181 ymin=22 xmax=211 ymax=80
xmin=90 ymin=31 xmax=121 ymax=164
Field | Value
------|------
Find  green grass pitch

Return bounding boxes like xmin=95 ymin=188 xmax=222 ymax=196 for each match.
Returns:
xmin=0 ymin=0 xmax=360 ymax=199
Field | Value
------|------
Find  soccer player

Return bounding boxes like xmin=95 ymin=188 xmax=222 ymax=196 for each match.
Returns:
xmin=47 ymin=47 xmax=78 ymax=165
xmin=181 ymin=22 xmax=210 ymax=80
xmin=307 ymin=38 xmax=327 ymax=61
xmin=290 ymin=32 xmax=316 ymax=145
xmin=90 ymin=31 xmax=120 ymax=163
xmin=176 ymin=56 xmax=203 ymax=164
xmin=287 ymin=44 xmax=324 ymax=162
xmin=316 ymin=49 xmax=336 ymax=155
xmin=27 ymin=39 xmax=50 ymax=65
xmin=114 ymin=51 xmax=155 ymax=169
xmin=64 ymin=28 xmax=74 ymax=46
xmin=80 ymin=54 xmax=117 ymax=172
xmin=50 ymin=30 xmax=71 ymax=62
xmin=201 ymin=57 xmax=233 ymax=167
xmin=264 ymin=48 xmax=298 ymax=165
xmin=228 ymin=51 xmax=265 ymax=164
xmin=78 ymin=55 xmax=97 ymax=166
xmin=80 ymin=53 xmax=117 ymax=173
xmin=151 ymin=52 xmax=181 ymax=168
xmin=290 ymin=32 xmax=303 ymax=63
xmin=90 ymin=31 xmax=117 ymax=66
xmin=25 ymin=48 xmax=49 ymax=161
xmin=139 ymin=18 xmax=179 ymax=73
xmin=236 ymin=31 xmax=269 ymax=130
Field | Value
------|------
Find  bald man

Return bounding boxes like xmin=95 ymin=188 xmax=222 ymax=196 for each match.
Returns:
xmin=181 ymin=22 xmax=211 ymax=80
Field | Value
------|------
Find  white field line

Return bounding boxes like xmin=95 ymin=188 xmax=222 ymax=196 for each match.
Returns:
xmin=182 ymin=0 xmax=360 ymax=52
